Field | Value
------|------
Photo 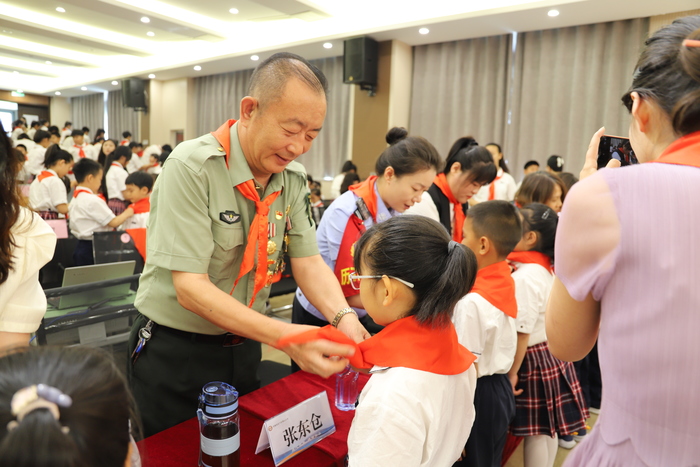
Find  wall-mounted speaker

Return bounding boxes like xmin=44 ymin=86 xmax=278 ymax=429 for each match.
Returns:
xmin=343 ymin=37 xmax=378 ymax=88
xmin=122 ymin=78 xmax=147 ymax=109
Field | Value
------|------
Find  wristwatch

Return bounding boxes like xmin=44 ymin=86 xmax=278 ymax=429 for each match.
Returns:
xmin=331 ymin=307 xmax=358 ymax=328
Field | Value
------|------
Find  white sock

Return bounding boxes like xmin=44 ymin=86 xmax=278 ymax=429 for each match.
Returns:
xmin=523 ymin=434 xmax=558 ymax=467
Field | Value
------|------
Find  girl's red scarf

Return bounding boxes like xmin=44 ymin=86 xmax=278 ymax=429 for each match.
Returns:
xmin=470 ymin=261 xmax=517 ymax=318
xmin=507 ymin=251 xmax=553 ymax=273
xmin=276 ymin=316 xmax=475 ymax=375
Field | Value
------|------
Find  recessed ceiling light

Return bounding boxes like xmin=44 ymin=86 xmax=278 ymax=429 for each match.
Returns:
xmin=81 ymin=86 xmax=87 ymax=91
xmin=148 ymin=73 xmax=156 ymax=79
xmin=55 ymin=91 xmax=61 ymax=95
xmin=13 ymin=71 xmax=19 ymax=74
xmin=419 ymin=27 xmax=429 ymax=35
xmin=194 ymin=65 xmax=202 ymax=71
xmin=45 ymin=60 xmax=52 ymax=65
xmin=229 ymin=8 xmax=239 ymax=14
xmin=141 ymin=16 xmax=150 ymax=23
xmin=548 ymin=9 xmax=560 ymax=17
xmin=251 ymin=55 xmax=259 ymax=61
xmin=147 ymin=31 xmax=155 ymax=37
xmin=111 ymin=80 xmax=119 ymax=85
xmin=56 ymin=7 xmax=66 ymax=13
xmin=323 ymin=42 xmax=333 ymax=49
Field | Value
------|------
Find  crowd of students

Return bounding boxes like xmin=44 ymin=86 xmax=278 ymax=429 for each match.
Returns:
xmin=0 ymin=15 xmax=698 ymax=467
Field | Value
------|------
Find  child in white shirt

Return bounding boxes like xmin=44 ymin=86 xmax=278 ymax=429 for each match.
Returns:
xmin=103 ymin=146 xmax=132 ymax=215
xmin=28 ymin=145 xmax=73 ymax=220
xmin=122 ymin=172 xmax=152 ymax=230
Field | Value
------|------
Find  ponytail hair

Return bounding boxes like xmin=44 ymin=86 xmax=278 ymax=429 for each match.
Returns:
xmin=375 ymin=127 xmax=443 ymax=177
xmin=354 ymin=215 xmax=477 ymax=328
xmin=0 ymin=346 xmax=137 ymax=467
xmin=519 ymin=203 xmax=558 ymax=261
xmin=42 ymin=144 xmax=73 ymax=169
xmin=622 ymin=15 xmax=700 ymax=136
xmin=447 ymin=136 xmax=478 ymax=160
xmin=103 ymin=146 xmax=131 ymax=198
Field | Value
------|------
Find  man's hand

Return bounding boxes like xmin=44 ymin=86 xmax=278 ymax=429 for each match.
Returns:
xmin=336 ymin=311 xmax=370 ymax=343
xmin=580 ymin=127 xmax=622 ymax=180
xmin=278 ymin=324 xmax=355 ymax=377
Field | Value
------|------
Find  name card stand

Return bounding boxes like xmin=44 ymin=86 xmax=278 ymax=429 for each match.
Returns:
xmin=255 ymin=391 xmax=336 ymax=466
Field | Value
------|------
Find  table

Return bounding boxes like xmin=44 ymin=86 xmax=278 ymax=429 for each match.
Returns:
xmin=138 ymin=370 xmax=370 ymax=467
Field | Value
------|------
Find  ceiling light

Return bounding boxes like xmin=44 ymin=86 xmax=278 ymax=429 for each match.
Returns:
xmin=111 ymin=80 xmax=119 ymax=85
xmin=141 ymin=16 xmax=150 ymax=23
xmin=323 ymin=42 xmax=332 ymax=49
xmin=13 ymin=70 xmax=19 ymax=74
xmin=45 ymin=60 xmax=52 ymax=65
xmin=194 ymin=65 xmax=202 ymax=71
xmin=419 ymin=27 xmax=429 ymax=35
xmin=55 ymin=91 xmax=61 ymax=95
xmin=81 ymin=86 xmax=87 ymax=91
xmin=251 ymin=55 xmax=259 ymax=61
xmin=56 ymin=7 xmax=65 ymax=13
xmin=148 ymin=73 xmax=156 ymax=79
xmin=147 ymin=31 xmax=155 ymax=37
xmin=548 ymin=9 xmax=560 ymax=17
xmin=229 ymin=8 xmax=239 ymax=14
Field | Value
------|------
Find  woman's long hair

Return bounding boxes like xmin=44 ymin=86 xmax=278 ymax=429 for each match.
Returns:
xmin=0 ymin=121 xmax=23 ymax=285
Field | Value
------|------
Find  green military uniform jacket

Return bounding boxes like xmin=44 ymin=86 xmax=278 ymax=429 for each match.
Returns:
xmin=135 ymin=122 xmax=318 ymax=334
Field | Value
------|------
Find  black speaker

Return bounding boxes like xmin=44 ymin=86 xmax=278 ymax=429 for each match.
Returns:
xmin=343 ymin=37 xmax=378 ymax=87
xmin=122 ymin=78 xmax=146 ymax=108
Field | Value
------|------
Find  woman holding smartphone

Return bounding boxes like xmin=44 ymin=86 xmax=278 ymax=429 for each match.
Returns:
xmin=546 ymin=16 xmax=700 ymax=466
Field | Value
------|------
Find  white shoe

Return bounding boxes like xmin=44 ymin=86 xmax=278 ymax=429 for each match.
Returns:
xmin=589 ymin=407 xmax=601 ymax=414
xmin=558 ymin=437 xmax=576 ymax=449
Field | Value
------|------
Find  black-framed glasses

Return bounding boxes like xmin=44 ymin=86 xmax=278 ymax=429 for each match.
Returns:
xmin=348 ymin=272 xmax=414 ymax=291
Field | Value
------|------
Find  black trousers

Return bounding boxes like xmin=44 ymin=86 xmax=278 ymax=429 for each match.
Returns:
xmin=73 ymin=239 xmax=94 ymax=266
xmin=574 ymin=341 xmax=602 ymax=409
xmin=127 ymin=313 xmax=262 ymax=438
xmin=455 ymin=373 xmax=515 ymax=467
xmin=289 ymin=295 xmax=383 ymax=372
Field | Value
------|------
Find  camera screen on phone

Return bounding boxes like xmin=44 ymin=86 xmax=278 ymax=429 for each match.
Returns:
xmin=597 ymin=135 xmax=638 ymax=168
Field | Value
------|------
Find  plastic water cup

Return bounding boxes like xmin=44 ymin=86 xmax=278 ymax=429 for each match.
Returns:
xmin=335 ymin=366 xmax=359 ymax=411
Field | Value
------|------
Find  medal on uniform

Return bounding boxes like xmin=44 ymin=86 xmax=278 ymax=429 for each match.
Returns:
xmin=267 ymin=222 xmax=277 ymax=255
xmin=275 ymin=210 xmax=283 ymax=220
xmin=266 ymin=270 xmax=275 ymax=287
xmin=267 ymin=240 xmax=277 ymax=255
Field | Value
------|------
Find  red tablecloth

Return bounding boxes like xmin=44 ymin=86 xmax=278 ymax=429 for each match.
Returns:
xmin=138 ymin=370 xmax=369 ymax=467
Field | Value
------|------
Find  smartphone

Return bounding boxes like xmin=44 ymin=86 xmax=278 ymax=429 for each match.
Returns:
xmin=597 ymin=135 xmax=637 ymax=168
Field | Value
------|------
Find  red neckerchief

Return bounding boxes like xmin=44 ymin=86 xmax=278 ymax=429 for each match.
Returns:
xmin=111 ymin=162 xmax=123 ymax=169
xmin=433 ymin=173 xmax=464 ymax=242
xmin=73 ymin=187 xmax=94 ymax=198
xmin=37 ymin=170 xmax=55 ymax=182
xmin=120 ymin=140 xmax=129 ymax=146
xmin=652 ymin=131 xmax=700 ymax=168
xmin=130 ymin=197 xmax=150 ymax=214
xmin=276 ymin=316 xmax=476 ymax=375
xmin=488 ymin=171 xmax=503 ymax=200
xmin=73 ymin=145 xmax=86 ymax=158
xmin=507 ymin=251 xmax=553 ymax=273
xmin=470 ymin=261 xmax=517 ymax=318
xmin=211 ymin=120 xmax=281 ymax=307
xmin=333 ymin=176 xmax=379 ymax=297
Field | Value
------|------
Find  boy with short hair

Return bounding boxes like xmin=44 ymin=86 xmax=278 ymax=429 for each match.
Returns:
xmin=122 ymin=172 xmax=153 ymax=230
xmin=453 ymin=200 xmax=523 ymax=467
xmin=68 ymin=129 xmax=88 ymax=160
xmin=69 ymin=159 xmax=134 ymax=266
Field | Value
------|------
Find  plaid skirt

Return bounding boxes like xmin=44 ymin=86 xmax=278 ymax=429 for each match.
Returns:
xmin=38 ymin=210 xmax=60 ymax=220
xmin=511 ymin=341 xmax=589 ymax=437
xmin=108 ymin=198 xmax=127 ymax=215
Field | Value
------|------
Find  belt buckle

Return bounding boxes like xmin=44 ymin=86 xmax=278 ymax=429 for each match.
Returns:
xmin=222 ymin=333 xmax=246 ymax=347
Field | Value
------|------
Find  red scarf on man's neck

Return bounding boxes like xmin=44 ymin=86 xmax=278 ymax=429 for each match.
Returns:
xmin=211 ymin=120 xmax=281 ymax=307
xmin=507 ymin=251 xmax=553 ymax=273
xmin=276 ymin=316 xmax=475 ymax=375
xmin=433 ymin=173 xmax=464 ymax=242
xmin=470 ymin=261 xmax=517 ymax=318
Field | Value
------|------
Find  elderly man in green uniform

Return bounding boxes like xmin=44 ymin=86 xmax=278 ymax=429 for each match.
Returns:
xmin=127 ymin=53 xmax=368 ymax=437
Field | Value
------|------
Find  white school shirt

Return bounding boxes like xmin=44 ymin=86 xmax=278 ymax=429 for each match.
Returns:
xmin=122 ymin=211 xmax=149 ymax=230
xmin=453 ymin=292 xmax=517 ymax=378
xmin=68 ymin=187 xmax=116 ymax=240
xmin=126 ymin=153 xmax=145 ymax=173
xmin=511 ymin=262 xmax=554 ymax=346
xmin=473 ymin=169 xmax=517 ymax=203
xmin=404 ymin=190 xmax=456 ymax=226
xmin=105 ymin=162 xmax=128 ymax=200
xmin=27 ymin=128 xmax=36 ymax=139
xmin=68 ymin=144 xmax=88 ymax=161
xmin=0 ymin=208 xmax=56 ymax=333
xmin=28 ymin=169 xmax=68 ymax=213
xmin=26 ymin=146 xmax=47 ymax=176
xmin=348 ymin=365 xmax=477 ymax=467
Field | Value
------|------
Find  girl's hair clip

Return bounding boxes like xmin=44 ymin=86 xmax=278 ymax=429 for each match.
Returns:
xmin=542 ymin=210 xmax=551 ymax=220
xmin=6 ymin=384 xmax=72 ymax=433
xmin=682 ymin=39 xmax=700 ymax=48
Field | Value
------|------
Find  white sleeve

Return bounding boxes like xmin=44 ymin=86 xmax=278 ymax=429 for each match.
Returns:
xmin=513 ymin=271 xmax=541 ymax=335
xmin=47 ymin=177 xmax=68 ymax=207
xmin=348 ymin=399 xmax=425 ymax=467
xmin=452 ymin=295 xmax=486 ymax=361
xmin=87 ymin=197 xmax=117 ymax=226
xmin=504 ymin=173 xmax=517 ymax=201
xmin=0 ymin=210 xmax=57 ymax=333
xmin=404 ymin=191 xmax=440 ymax=223
xmin=116 ymin=169 xmax=128 ymax=193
